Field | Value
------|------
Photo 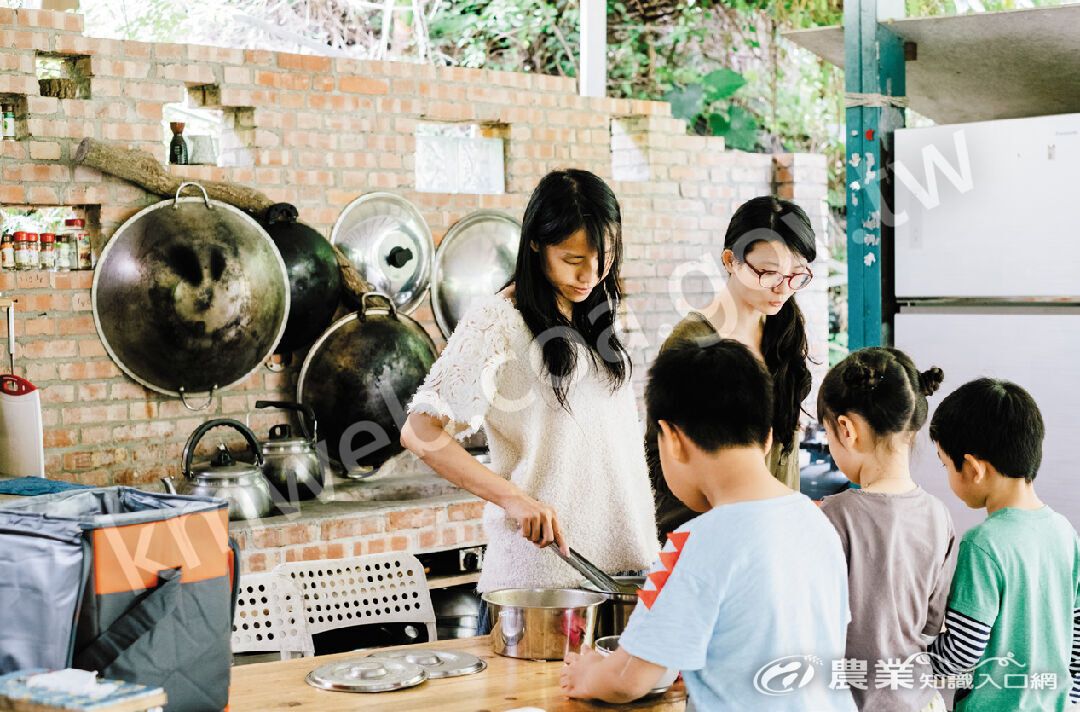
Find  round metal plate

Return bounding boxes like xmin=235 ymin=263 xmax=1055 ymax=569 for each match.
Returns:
xmin=432 ymin=210 xmax=520 ymax=338
xmin=365 ymin=649 xmax=487 ymax=679
xmin=331 ymin=193 xmax=433 ymax=314
xmin=91 ymin=196 xmax=289 ymax=397
xmin=305 ymin=659 xmax=428 ymax=693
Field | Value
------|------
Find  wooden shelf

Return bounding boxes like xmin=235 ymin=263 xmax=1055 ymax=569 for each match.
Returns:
xmin=427 ymin=572 xmax=479 ymax=590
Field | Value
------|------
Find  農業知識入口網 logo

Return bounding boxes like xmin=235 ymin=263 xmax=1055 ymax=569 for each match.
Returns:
xmin=753 ymin=656 xmax=823 ymax=696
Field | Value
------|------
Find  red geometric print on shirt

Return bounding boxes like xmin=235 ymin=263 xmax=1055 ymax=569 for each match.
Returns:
xmin=637 ymin=530 xmax=690 ymax=610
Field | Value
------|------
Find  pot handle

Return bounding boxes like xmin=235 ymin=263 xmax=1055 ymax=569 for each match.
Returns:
xmin=182 ymin=418 xmax=264 ymax=479
xmin=174 ymin=181 xmax=213 ymax=209
xmin=254 ymin=400 xmax=317 ymax=443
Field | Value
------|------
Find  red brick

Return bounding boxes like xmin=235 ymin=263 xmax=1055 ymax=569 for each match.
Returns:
xmin=51 ymin=271 xmax=93 ymax=290
xmin=64 ymin=447 xmax=127 ymax=471
xmin=277 ymin=53 xmax=331 ymax=73
xmin=57 ymin=361 xmax=120 ymax=380
xmin=78 ymin=383 xmax=108 ymax=401
xmin=366 ymin=538 xmax=387 ymax=554
xmin=338 ymin=76 xmax=388 ymax=95
xmin=77 ymin=340 xmax=107 ymax=358
xmin=40 ymin=384 xmax=75 ymax=403
xmin=418 ymin=531 xmax=437 ymax=549
xmin=321 ymin=515 xmax=384 ymax=540
xmin=255 ymin=71 xmax=310 ymax=91
xmin=250 ymin=523 xmax=314 ymax=549
xmin=27 ymin=186 xmax=59 ymax=203
xmin=43 ymin=429 xmax=77 ymax=448
xmin=24 ymin=317 xmax=54 ymax=336
xmin=0 ymin=184 xmax=25 ymax=203
xmin=441 ymin=528 xmax=461 ymax=546
xmin=112 ymin=420 xmax=174 ymax=442
xmin=387 ymin=508 xmax=437 ymax=531
xmin=25 ymin=363 xmax=56 ymax=382
xmin=61 ymin=403 xmax=127 ymax=424
xmin=23 ymin=339 xmax=77 ymax=359
xmin=57 ymin=315 xmax=95 ymax=335
xmin=15 ymin=271 xmax=51 ymax=290
xmin=390 ymin=536 xmax=409 ymax=551
xmin=448 ymin=501 xmax=485 ymax=521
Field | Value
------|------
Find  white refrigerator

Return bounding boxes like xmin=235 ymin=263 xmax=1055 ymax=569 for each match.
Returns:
xmin=892 ymin=113 xmax=1080 ymax=533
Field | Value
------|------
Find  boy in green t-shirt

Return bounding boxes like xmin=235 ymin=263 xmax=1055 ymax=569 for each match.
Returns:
xmin=927 ymin=378 xmax=1080 ymax=711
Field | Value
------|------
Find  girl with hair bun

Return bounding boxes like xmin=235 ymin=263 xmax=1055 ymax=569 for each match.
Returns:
xmin=817 ymin=347 xmax=958 ymax=712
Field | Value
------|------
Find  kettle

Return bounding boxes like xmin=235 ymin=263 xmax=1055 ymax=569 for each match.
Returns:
xmin=255 ymin=400 xmax=326 ymax=508
xmin=161 ymin=418 xmax=272 ymax=521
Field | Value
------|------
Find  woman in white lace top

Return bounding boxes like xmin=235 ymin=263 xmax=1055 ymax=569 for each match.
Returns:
xmin=400 ymin=169 xmax=658 ymax=597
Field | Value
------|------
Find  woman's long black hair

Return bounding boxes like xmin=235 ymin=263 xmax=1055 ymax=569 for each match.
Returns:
xmin=505 ymin=169 xmax=630 ymax=409
xmin=724 ymin=196 xmax=817 ymax=455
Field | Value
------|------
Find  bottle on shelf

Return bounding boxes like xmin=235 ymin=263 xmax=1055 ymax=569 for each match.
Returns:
xmin=0 ymin=233 xmax=13 ymax=270
xmin=169 ymin=121 xmax=188 ymax=165
xmin=39 ymin=233 xmax=56 ymax=271
xmin=24 ymin=232 xmax=39 ymax=270
xmin=1 ymin=105 xmax=14 ymax=140
xmin=56 ymin=232 xmax=74 ymax=271
xmin=12 ymin=232 xmax=29 ymax=270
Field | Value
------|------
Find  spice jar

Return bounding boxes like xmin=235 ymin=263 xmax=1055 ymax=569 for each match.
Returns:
xmin=39 ymin=233 xmax=56 ymax=270
xmin=64 ymin=218 xmax=92 ymax=269
xmin=13 ymin=232 xmax=30 ymax=270
xmin=24 ymin=232 xmax=39 ymax=270
xmin=56 ymin=233 xmax=75 ymax=271
xmin=0 ymin=233 xmax=13 ymax=270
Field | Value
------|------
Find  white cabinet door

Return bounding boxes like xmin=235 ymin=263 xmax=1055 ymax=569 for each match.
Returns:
xmin=894 ymin=113 xmax=1080 ymax=298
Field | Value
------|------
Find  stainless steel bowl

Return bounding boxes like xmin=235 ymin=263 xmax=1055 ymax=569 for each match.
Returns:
xmin=481 ymin=588 xmax=605 ymax=660
xmin=595 ymin=635 xmax=680 ymax=696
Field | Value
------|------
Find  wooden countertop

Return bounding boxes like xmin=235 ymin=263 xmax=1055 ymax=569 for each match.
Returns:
xmin=228 ymin=636 xmax=687 ymax=712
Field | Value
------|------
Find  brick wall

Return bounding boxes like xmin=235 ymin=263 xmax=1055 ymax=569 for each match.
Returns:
xmin=0 ymin=8 xmax=829 ymax=487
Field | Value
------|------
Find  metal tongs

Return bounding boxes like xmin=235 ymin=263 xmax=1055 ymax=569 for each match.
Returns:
xmin=547 ymin=543 xmax=639 ymax=595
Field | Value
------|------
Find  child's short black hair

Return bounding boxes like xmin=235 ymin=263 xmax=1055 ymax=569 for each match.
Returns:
xmin=645 ymin=336 xmax=773 ymax=452
xmin=929 ymin=378 xmax=1045 ymax=483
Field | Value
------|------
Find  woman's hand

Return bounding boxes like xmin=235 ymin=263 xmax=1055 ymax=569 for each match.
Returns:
xmin=502 ymin=492 xmax=567 ymax=554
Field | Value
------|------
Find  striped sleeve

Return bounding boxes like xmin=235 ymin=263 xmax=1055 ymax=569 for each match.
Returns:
xmin=1070 ymin=607 xmax=1080 ymax=703
xmin=929 ymin=607 xmax=993 ymax=676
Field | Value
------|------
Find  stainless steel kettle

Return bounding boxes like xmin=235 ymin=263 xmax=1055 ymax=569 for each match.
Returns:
xmin=162 ymin=418 xmax=272 ymax=521
xmin=255 ymin=400 xmax=326 ymax=509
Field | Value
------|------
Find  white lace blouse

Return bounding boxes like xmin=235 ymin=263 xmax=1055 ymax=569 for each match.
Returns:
xmin=408 ymin=294 xmax=659 ymax=592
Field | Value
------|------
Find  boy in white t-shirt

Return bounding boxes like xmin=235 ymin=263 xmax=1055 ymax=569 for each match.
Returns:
xmin=560 ymin=337 xmax=855 ymax=710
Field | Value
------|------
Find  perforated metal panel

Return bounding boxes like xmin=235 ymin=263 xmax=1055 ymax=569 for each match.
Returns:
xmin=231 ymin=571 xmax=314 ymax=659
xmin=274 ymin=553 xmax=437 ymax=641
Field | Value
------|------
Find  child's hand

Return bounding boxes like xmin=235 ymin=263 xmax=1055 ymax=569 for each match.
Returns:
xmin=559 ymin=645 xmax=604 ymax=699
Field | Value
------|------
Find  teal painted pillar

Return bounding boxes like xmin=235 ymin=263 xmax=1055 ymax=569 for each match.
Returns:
xmin=844 ymin=0 xmax=906 ymax=349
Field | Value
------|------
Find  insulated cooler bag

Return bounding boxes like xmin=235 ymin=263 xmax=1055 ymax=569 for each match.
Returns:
xmin=0 ymin=486 xmax=238 ymax=711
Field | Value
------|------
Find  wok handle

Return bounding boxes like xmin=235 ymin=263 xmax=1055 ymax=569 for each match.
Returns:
xmin=182 ymin=418 xmax=264 ymax=479
xmin=254 ymin=400 xmax=317 ymax=443
xmin=359 ymin=292 xmax=397 ymax=320
xmin=179 ymin=384 xmax=215 ymax=411
xmin=174 ymin=181 xmax=212 ymax=209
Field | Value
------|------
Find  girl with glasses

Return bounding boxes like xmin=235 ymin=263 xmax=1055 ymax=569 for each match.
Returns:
xmin=646 ymin=195 xmax=817 ymax=540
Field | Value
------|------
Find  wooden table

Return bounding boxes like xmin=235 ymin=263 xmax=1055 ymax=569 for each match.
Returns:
xmin=228 ymin=636 xmax=687 ymax=711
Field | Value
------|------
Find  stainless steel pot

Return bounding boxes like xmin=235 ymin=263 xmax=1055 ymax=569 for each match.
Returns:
xmin=255 ymin=400 xmax=325 ymax=506
xmin=92 ymin=183 xmax=289 ymax=407
xmin=595 ymin=635 xmax=679 ymax=695
xmin=161 ymin=418 xmax=272 ymax=521
xmin=481 ymin=588 xmax=604 ymax=660
xmin=581 ymin=575 xmax=645 ymax=638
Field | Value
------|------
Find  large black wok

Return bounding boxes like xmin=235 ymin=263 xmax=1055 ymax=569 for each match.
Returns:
xmin=92 ymin=183 xmax=289 ymax=403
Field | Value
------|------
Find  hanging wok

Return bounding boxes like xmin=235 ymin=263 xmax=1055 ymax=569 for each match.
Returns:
xmin=298 ymin=293 xmax=437 ymax=472
xmin=92 ymin=183 xmax=289 ymax=404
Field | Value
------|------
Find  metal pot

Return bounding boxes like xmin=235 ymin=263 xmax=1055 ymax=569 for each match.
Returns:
xmin=254 ymin=399 xmax=325 ymax=505
xmin=481 ymin=588 xmax=604 ymax=660
xmin=161 ymin=418 xmax=272 ymax=521
xmin=92 ymin=183 xmax=289 ymax=407
xmin=595 ymin=635 xmax=679 ymax=696
xmin=581 ymin=575 xmax=645 ymax=638
xmin=261 ymin=205 xmax=341 ymax=355
xmin=297 ymin=293 xmax=437 ymax=472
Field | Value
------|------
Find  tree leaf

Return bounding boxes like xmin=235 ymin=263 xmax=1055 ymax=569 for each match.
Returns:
xmin=702 ymin=68 xmax=747 ymax=102
xmin=662 ymin=83 xmax=705 ymax=123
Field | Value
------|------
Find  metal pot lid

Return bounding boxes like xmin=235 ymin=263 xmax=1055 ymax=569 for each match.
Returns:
xmin=261 ymin=438 xmax=311 ymax=452
xmin=92 ymin=184 xmax=289 ymax=399
xmin=365 ymin=649 xmax=487 ymax=679
xmin=330 ymin=193 xmax=433 ymax=314
xmin=305 ymin=658 xmax=428 ymax=693
xmin=432 ymin=210 xmax=520 ymax=339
